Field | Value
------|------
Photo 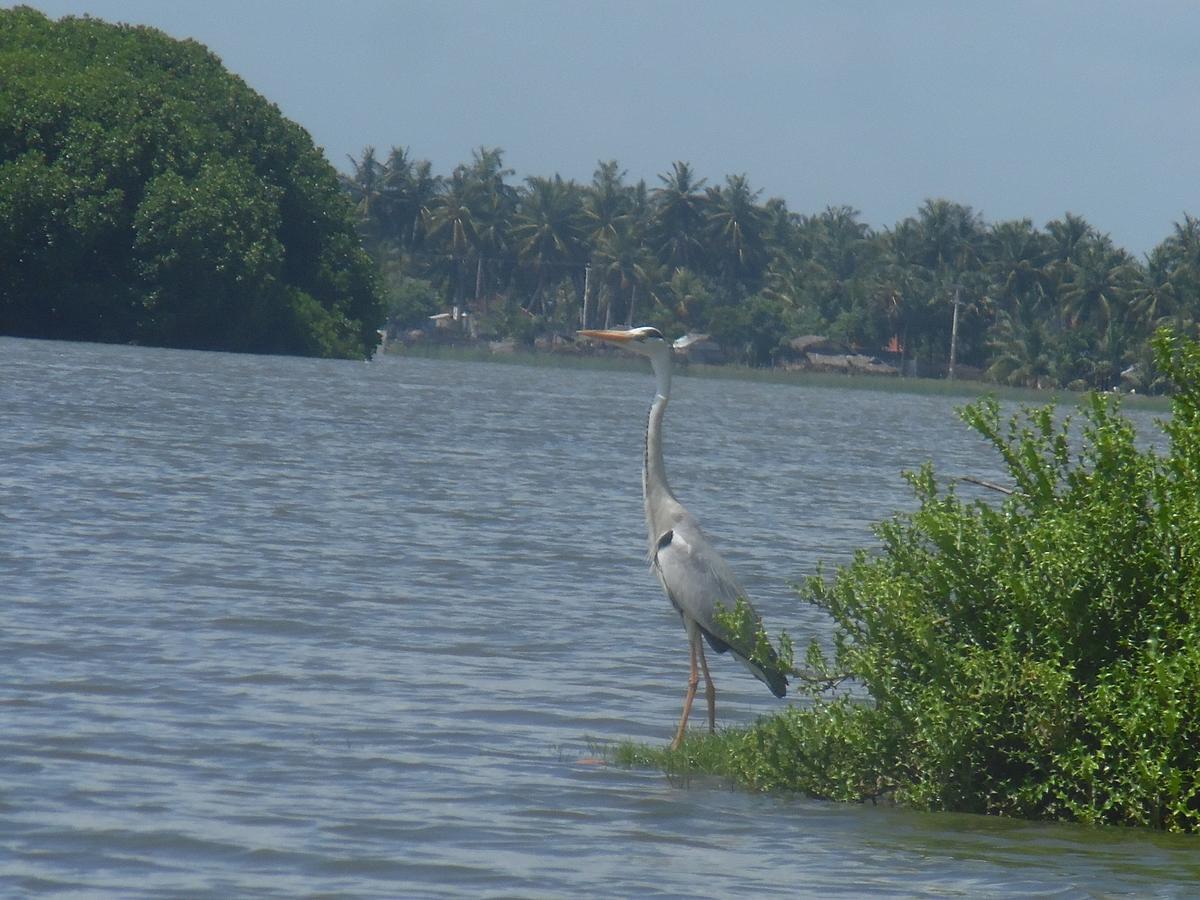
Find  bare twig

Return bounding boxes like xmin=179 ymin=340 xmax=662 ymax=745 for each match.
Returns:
xmin=958 ymin=475 xmax=1015 ymax=495
xmin=788 ymin=668 xmax=855 ymax=691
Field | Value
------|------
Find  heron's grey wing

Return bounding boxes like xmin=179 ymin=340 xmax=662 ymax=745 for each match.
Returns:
xmin=651 ymin=516 xmax=740 ymax=632
xmin=651 ymin=516 xmax=787 ymax=698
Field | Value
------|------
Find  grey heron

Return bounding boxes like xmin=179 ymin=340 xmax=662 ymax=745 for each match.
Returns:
xmin=579 ymin=326 xmax=787 ymax=750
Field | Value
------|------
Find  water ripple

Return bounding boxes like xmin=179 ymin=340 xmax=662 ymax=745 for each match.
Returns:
xmin=2 ymin=338 xmax=1194 ymax=897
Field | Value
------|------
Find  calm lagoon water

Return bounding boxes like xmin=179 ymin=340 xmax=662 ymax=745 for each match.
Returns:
xmin=2 ymin=336 xmax=1196 ymax=896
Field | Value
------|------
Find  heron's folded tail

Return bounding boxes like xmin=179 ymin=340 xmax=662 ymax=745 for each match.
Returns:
xmin=701 ymin=628 xmax=788 ymax=698
xmin=745 ymin=650 xmax=788 ymax=699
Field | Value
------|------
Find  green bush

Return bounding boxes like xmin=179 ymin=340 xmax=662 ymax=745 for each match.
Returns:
xmin=721 ymin=328 xmax=1200 ymax=831
xmin=706 ymin=293 xmax=794 ymax=366
xmin=381 ymin=270 xmax=440 ymax=333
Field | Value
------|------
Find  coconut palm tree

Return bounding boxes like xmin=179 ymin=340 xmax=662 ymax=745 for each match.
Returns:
xmin=1059 ymin=240 xmax=1137 ymax=331
xmin=1046 ymin=212 xmax=1095 ymax=266
xmin=704 ymin=173 xmax=766 ymax=287
xmin=985 ymin=219 xmax=1051 ymax=314
xmin=405 ymin=159 xmax=440 ymax=253
xmin=986 ymin=308 xmax=1060 ymax=388
xmin=343 ymin=146 xmax=388 ymax=251
xmin=582 ymin=161 xmax=632 ymax=327
xmin=594 ymin=220 xmax=658 ymax=327
xmin=663 ymin=266 xmax=713 ymax=331
xmin=426 ymin=168 xmax=479 ymax=308
xmin=899 ymin=199 xmax=986 ymax=370
xmin=461 ymin=147 xmax=517 ymax=309
xmin=376 ymin=146 xmax=415 ymax=246
xmin=812 ymin=205 xmax=873 ymax=280
xmin=584 ymin=160 xmax=631 ymax=246
xmin=471 ymin=191 xmax=514 ymax=313
xmin=511 ymin=175 xmax=587 ymax=313
xmin=652 ymin=161 xmax=707 ymax=271
xmin=909 ymin=198 xmax=984 ymax=272
xmin=761 ymin=196 xmax=797 ymax=261
xmin=1149 ymin=214 xmax=1200 ymax=328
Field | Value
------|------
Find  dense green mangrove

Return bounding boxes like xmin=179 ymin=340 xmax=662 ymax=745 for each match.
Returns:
xmin=0 ymin=7 xmax=381 ymax=358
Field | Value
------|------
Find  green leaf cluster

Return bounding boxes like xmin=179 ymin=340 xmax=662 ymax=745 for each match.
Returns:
xmin=726 ymin=328 xmax=1200 ymax=831
xmin=0 ymin=7 xmax=381 ymax=358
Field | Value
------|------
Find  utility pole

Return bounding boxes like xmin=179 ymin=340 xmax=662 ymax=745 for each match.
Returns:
xmin=581 ymin=263 xmax=592 ymax=329
xmin=948 ymin=284 xmax=961 ymax=380
xmin=475 ymin=256 xmax=485 ymax=314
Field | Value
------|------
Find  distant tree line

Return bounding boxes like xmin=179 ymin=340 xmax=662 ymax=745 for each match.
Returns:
xmin=349 ymin=144 xmax=1200 ymax=390
xmin=0 ymin=8 xmax=382 ymax=359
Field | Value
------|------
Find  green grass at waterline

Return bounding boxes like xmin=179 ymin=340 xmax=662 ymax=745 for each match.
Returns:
xmin=600 ymin=720 xmax=886 ymax=800
xmin=601 ymin=730 xmax=756 ymax=785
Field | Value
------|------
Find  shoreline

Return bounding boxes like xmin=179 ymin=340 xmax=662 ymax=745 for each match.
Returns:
xmin=381 ymin=342 xmax=1171 ymax=409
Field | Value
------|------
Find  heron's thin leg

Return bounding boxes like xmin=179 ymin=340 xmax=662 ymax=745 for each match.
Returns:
xmin=670 ymin=631 xmax=700 ymax=750
xmin=697 ymin=640 xmax=716 ymax=733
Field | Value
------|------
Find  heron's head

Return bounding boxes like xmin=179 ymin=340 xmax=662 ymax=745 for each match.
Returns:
xmin=577 ymin=326 xmax=670 ymax=359
xmin=578 ymin=326 xmax=673 ymax=396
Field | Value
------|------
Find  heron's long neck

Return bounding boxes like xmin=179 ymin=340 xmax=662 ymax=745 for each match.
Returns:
xmin=643 ymin=354 xmax=676 ymax=542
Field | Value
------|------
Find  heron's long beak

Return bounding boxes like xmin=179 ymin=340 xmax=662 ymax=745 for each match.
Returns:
xmin=578 ymin=328 xmax=635 ymax=344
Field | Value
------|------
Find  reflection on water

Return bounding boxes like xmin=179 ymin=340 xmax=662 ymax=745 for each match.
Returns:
xmin=1 ymin=337 xmax=1195 ymax=897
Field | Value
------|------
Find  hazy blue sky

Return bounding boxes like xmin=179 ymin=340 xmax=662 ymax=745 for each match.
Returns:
xmin=20 ymin=0 xmax=1200 ymax=256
